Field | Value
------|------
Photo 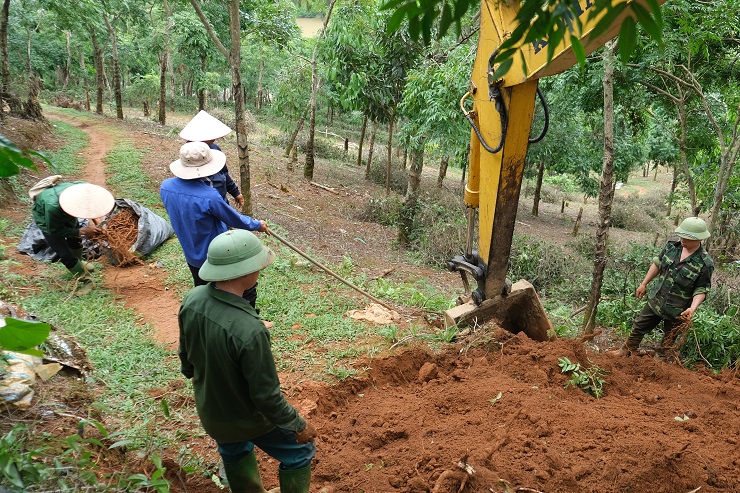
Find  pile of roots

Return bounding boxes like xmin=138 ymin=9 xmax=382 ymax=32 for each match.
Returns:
xmin=87 ymin=207 xmax=143 ymax=267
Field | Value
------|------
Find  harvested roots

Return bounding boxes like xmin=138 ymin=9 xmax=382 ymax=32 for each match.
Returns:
xmin=87 ymin=207 xmax=144 ymax=267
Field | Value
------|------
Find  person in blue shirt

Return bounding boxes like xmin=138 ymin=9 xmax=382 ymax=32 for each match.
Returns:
xmin=179 ymin=110 xmax=244 ymax=209
xmin=160 ymin=141 xmax=267 ymax=305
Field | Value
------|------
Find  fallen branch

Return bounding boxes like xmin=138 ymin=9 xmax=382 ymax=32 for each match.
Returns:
xmin=310 ymin=181 xmax=339 ymax=194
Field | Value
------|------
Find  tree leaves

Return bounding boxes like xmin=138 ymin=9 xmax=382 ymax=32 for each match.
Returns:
xmin=383 ymin=0 xmax=666 ymax=77
xmin=0 ymin=135 xmax=53 ymax=178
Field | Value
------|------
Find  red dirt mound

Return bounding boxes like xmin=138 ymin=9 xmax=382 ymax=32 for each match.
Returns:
xmin=297 ymin=331 xmax=739 ymax=493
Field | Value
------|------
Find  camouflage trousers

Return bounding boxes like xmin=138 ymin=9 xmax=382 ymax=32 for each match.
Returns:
xmin=626 ymin=304 xmax=682 ymax=350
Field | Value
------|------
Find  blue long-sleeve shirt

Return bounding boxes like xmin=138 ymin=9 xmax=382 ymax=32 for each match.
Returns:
xmin=160 ymin=177 xmax=261 ymax=267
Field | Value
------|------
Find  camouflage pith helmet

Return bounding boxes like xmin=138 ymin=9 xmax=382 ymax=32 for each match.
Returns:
xmin=675 ymin=217 xmax=710 ymax=240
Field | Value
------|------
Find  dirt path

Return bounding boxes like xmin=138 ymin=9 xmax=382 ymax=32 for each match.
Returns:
xmin=45 ymin=110 xmax=181 ymax=347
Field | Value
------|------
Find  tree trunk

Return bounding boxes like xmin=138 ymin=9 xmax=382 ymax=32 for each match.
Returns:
xmin=103 ymin=15 xmax=124 ymax=119
xmin=386 ymin=114 xmax=395 ymax=194
xmin=675 ymin=92 xmax=697 ymax=213
xmin=582 ymin=40 xmax=617 ymax=335
xmin=399 ymin=143 xmax=424 ymax=247
xmin=79 ymin=50 xmax=90 ymax=111
xmin=0 ymin=0 xmax=9 ymax=95
xmin=303 ymin=0 xmax=337 ymax=181
xmin=256 ymin=57 xmax=264 ymax=109
xmin=158 ymin=51 xmax=167 ymax=124
xmin=708 ymin=115 xmax=740 ymax=237
xmin=158 ymin=0 xmax=172 ymax=125
xmin=532 ymin=157 xmax=545 ymax=216
xmin=356 ymin=114 xmax=367 ymax=167
xmin=228 ymin=0 xmax=252 ymax=214
xmin=304 ymin=64 xmax=318 ymax=180
xmin=365 ymin=119 xmax=377 ymax=180
xmin=63 ymin=31 xmax=71 ymax=91
xmin=90 ymin=29 xmax=104 ymax=115
xmin=198 ymin=55 xmax=206 ymax=111
xmin=404 ymin=138 xmax=409 ymax=170
xmin=437 ymin=155 xmax=449 ymax=188
xmin=666 ymin=162 xmax=678 ymax=217
xmin=25 ymin=27 xmax=31 ymax=80
xmin=284 ymin=102 xmax=309 ymax=157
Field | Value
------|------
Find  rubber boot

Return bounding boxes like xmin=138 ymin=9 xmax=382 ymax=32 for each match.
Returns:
xmin=71 ymin=248 xmax=84 ymax=260
xmin=278 ymin=463 xmax=311 ymax=493
xmin=608 ymin=332 xmax=644 ymax=357
xmin=69 ymin=261 xmax=88 ymax=277
xmin=222 ymin=452 xmax=267 ymax=493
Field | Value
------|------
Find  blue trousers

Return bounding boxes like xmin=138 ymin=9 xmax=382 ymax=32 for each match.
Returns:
xmin=217 ymin=426 xmax=315 ymax=470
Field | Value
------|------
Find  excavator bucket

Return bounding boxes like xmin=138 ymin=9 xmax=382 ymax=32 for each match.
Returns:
xmin=444 ymin=280 xmax=555 ymax=342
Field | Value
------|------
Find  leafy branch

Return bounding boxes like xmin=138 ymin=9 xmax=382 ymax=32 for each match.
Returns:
xmin=558 ymin=356 xmax=606 ymax=398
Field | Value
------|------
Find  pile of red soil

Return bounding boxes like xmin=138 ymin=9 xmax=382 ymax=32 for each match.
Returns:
xmin=288 ymin=330 xmax=739 ymax=493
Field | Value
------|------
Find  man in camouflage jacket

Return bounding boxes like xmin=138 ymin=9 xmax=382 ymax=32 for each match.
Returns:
xmin=612 ymin=217 xmax=714 ymax=356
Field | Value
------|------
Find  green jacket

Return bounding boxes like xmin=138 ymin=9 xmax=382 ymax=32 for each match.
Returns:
xmin=31 ymin=181 xmax=83 ymax=237
xmin=647 ymin=240 xmax=714 ymax=319
xmin=178 ymin=283 xmax=305 ymax=442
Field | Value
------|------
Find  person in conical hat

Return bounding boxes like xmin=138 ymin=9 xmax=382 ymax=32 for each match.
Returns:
xmin=609 ymin=216 xmax=714 ymax=358
xmin=30 ymin=179 xmax=115 ymax=277
xmin=179 ymin=110 xmax=244 ymax=209
xmin=160 ymin=142 xmax=268 ymax=307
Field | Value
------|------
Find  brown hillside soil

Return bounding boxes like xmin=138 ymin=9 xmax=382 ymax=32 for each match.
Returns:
xmin=2 ymin=111 xmax=739 ymax=493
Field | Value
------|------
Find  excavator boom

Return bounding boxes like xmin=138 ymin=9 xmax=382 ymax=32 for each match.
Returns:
xmin=445 ymin=0 xmax=667 ymax=339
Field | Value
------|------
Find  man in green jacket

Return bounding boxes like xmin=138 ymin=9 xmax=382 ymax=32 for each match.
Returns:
xmin=178 ymin=229 xmax=316 ymax=493
xmin=611 ymin=217 xmax=714 ymax=357
xmin=31 ymin=179 xmax=115 ymax=277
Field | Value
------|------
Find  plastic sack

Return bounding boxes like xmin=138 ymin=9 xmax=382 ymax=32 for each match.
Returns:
xmin=0 ymin=351 xmax=42 ymax=408
xmin=113 ymin=198 xmax=174 ymax=257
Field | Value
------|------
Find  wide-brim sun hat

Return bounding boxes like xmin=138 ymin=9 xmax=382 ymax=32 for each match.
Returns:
xmin=170 ymin=141 xmax=226 ymax=179
xmin=179 ymin=110 xmax=232 ymax=142
xmin=675 ymin=216 xmax=710 ymax=240
xmin=58 ymin=183 xmax=115 ymax=219
xmin=199 ymin=229 xmax=276 ymax=282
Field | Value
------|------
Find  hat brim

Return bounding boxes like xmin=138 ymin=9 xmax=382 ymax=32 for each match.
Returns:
xmin=676 ymin=230 xmax=710 ymax=240
xmin=170 ymin=149 xmax=226 ymax=179
xmin=179 ymin=111 xmax=232 ymax=142
xmin=58 ymin=183 xmax=115 ymax=219
xmin=199 ymin=247 xmax=275 ymax=282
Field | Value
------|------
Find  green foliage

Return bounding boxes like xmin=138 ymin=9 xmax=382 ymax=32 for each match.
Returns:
xmin=610 ymin=192 xmax=666 ymax=232
xmin=382 ymin=0 xmax=663 ymax=69
xmin=0 ymin=135 xmax=51 ymax=178
xmin=0 ymin=318 xmax=51 ymax=357
xmin=681 ymin=310 xmax=740 ymax=371
xmin=0 ymin=425 xmax=49 ymax=490
xmin=0 ymin=421 xmax=171 ymax=492
xmin=509 ymin=235 xmax=590 ymax=297
xmin=558 ymin=357 xmax=606 ymax=398
xmin=362 ymin=195 xmax=402 ymax=227
xmin=370 ymin=277 xmax=453 ymax=311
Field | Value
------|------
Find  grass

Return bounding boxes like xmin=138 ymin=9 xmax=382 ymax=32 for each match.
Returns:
xmin=104 ymin=141 xmax=162 ymax=208
xmin=44 ymin=119 xmax=88 ymax=176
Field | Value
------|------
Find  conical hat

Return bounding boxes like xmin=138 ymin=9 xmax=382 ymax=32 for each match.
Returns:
xmin=58 ymin=183 xmax=115 ymax=219
xmin=179 ymin=110 xmax=232 ymax=142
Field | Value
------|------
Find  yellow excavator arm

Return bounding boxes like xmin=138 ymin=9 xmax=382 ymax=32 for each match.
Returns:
xmin=445 ymin=0 xmax=667 ymax=338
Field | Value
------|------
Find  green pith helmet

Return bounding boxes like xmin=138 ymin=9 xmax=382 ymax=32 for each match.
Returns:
xmin=199 ymin=230 xmax=275 ymax=282
xmin=675 ymin=217 xmax=710 ymax=240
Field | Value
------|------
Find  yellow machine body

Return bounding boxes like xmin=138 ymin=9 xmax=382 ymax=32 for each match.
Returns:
xmin=447 ymin=0 xmax=667 ymax=339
